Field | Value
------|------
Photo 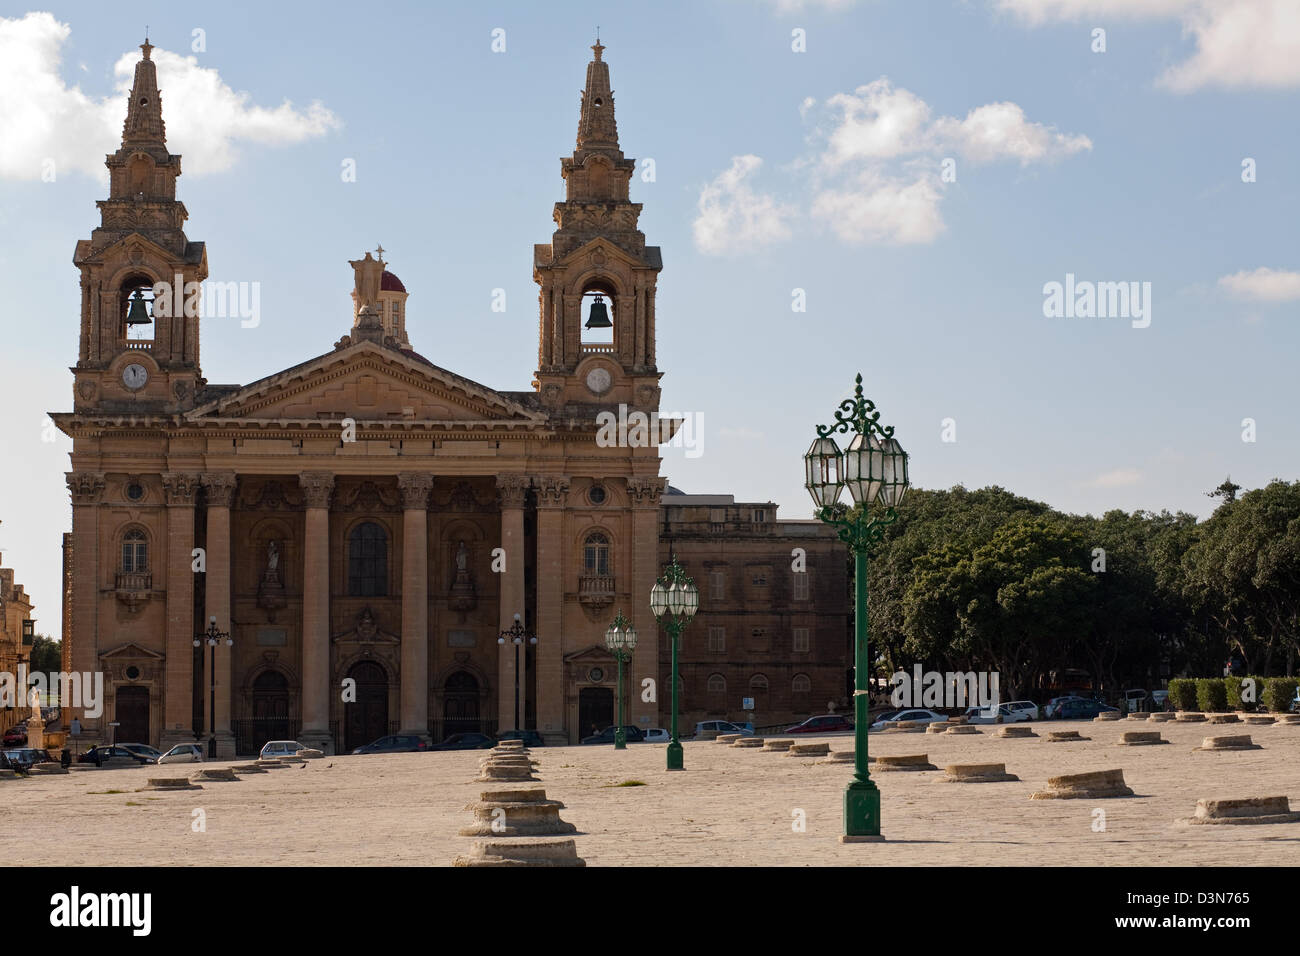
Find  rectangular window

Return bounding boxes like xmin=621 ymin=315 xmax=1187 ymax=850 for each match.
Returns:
xmin=707 ymin=627 xmax=725 ymax=652
xmin=752 ymin=509 xmax=767 ymax=523
xmin=710 ymin=570 xmax=725 ymax=600
xmin=793 ymin=628 xmax=810 ymax=653
xmin=793 ymin=573 xmax=809 ymax=601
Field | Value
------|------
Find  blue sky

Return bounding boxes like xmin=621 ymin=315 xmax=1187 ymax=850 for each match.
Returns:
xmin=1 ymin=0 xmax=1297 ymax=638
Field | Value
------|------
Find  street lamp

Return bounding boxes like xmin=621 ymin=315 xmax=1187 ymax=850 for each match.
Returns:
xmin=497 ymin=613 xmax=535 ymax=732
xmin=804 ymin=372 xmax=909 ymax=842
xmin=651 ymin=556 xmax=699 ymax=771
xmin=604 ymin=610 xmax=638 ymax=750
xmin=193 ymin=615 xmax=232 ymax=760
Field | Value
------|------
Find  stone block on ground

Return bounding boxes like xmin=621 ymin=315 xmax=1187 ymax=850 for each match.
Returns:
xmin=936 ymin=763 xmax=1018 ymax=783
xmin=1118 ymin=731 xmax=1168 ymax=746
xmin=1175 ymin=712 xmax=1207 ymax=722
xmin=1147 ymin=713 xmax=1175 ymax=722
xmin=731 ymin=738 xmax=764 ymax=748
xmin=816 ymin=751 xmax=856 ymax=764
xmin=716 ymin=734 xmax=742 ymax=744
xmin=1045 ymin=731 xmax=1090 ymax=742
xmin=28 ymin=762 xmax=68 ymax=775
xmin=785 ymin=742 xmax=830 ymax=757
xmin=1207 ymin=714 xmax=1240 ymax=724
xmin=1193 ymin=735 xmax=1261 ymax=752
xmin=1182 ymin=796 xmax=1300 ymax=825
xmin=945 ymin=725 xmax=982 ymax=735
xmin=874 ymin=753 xmax=937 ymax=771
xmin=761 ymin=739 xmax=794 ymax=752
xmin=146 ymin=777 xmax=202 ymax=791
xmin=1094 ymin=712 xmax=1122 ymax=722
xmin=1030 ymin=768 xmax=1134 ymax=800
xmin=458 ymin=788 xmax=577 ymax=836
xmin=995 ymin=725 xmax=1038 ymax=738
xmin=452 ymin=838 xmax=585 ymax=867
xmin=191 ymin=767 xmax=240 ymax=782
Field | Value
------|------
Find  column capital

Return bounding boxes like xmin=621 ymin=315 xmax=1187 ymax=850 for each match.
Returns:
xmin=626 ymin=475 xmax=667 ymax=507
xmin=496 ymin=474 xmax=530 ymax=510
xmin=161 ymin=472 xmax=202 ymax=506
xmin=534 ymin=475 xmax=571 ymax=509
xmin=66 ymin=471 xmax=106 ymax=505
xmin=397 ymin=472 xmax=435 ymax=509
xmin=298 ymin=472 xmax=335 ymax=509
xmin=200 ymin=472 xmax=238 ymax=508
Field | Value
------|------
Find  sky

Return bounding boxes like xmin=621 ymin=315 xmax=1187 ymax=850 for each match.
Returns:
xmin=1 ymin=0 xmax=1297 ymax=640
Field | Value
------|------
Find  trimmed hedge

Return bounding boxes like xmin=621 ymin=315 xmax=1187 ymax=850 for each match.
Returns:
xmin=1196 ymin=678 xmax=1228 ymax=712
xmin=1262 ymin=677 xmax=1299 ymax=713
xmin=1225 ymin=675 xmax=1265 ymax=711
xmin=1167 ymin=679 xmax=1198 ymax=711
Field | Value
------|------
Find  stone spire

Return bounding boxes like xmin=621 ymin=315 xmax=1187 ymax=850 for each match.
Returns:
xmin=121 ymin=38 xmax=167 ymax=151
xmin=575 ymin=39 xmax=621 ymax=160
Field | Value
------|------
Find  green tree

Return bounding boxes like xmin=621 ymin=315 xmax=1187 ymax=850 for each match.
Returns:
xmin=28 ymin=634 xmax=61 ymax=673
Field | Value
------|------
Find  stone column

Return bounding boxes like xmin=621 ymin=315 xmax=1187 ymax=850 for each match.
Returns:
xmin=496 ymin=475 xmax=529 ymax=731
xmin=627 ymin=477 xmax=667 ymax=729
xmin=397 ymin=473 xmax=433 ymax=734
xmin=65 ymin=473 xmax=105 ymax=737
xmin=200 ymin=472 xmax=237 ymax=758
xmin=299 ymin=472 xmax=335 ymax=753
xmin=160 ymin=473 xmax=200 ymax=750
xmin=534 ymin=476 xmax=569 ymax=744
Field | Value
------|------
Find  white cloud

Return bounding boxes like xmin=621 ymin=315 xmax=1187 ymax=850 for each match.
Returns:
xmin=769 ymin=0 xmax=863 ymax=12
xmin=811 ymin=170 xmax=945 ymax=244
xmin=994 ymin=0 xmax=1300 ymax=92
xmin=692 ymin=155 xmax=796 ymax=256
xmin=0 ymin=12 xmax=340 ymax=181
xmin=1218 ymin=267 xmax=1300 ymax=302
xmin=933 ymin=101 xmax=1092 ymax=165
xmin=822 ymin=79 xmax=934 ymax=163
xmin=1089 ymin=468 xmax=1143 ymax=488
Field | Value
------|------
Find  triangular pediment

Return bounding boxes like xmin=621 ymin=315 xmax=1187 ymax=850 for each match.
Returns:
xmin=553 ymin=237 xmax=648 ymax=271
xmin=563 ymin=644 xmax=617 ymax=664
xmin=98 ymin=642 xmax=166 ymax=661
xmin=77 ymin=231 xmax=203 ymax=269
xmin=187 ymin=341 xmax=548 ymax=430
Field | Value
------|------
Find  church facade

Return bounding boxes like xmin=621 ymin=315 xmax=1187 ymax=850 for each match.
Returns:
xmin=52 ymin=40 xmax=846 ymax=754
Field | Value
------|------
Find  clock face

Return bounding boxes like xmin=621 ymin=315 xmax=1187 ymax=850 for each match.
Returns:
xmin=585 ymin=367 xmax=612 ymax=395
xmin=122 ymin=364 xmax=148 ymax=390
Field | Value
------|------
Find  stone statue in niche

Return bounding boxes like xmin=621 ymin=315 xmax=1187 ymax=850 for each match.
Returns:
xmin=257 ymin=539 xmax=287 ymax=618
xmin=449 ymin=539 xmax=477 ymax=612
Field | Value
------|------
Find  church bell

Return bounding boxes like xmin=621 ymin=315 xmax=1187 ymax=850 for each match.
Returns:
xmin=125 ymin=289 xmax=153 ymax=326
xmin=585 ymin=294 xmax=612 ymax=329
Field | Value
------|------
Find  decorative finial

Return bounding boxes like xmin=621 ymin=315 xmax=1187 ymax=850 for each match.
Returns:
xmin=592 ymin=29 xmax=604 ymax=61
xmin=141 ymin=28 xmax=153 ymax=60
xmin=376 ymin=243 xmax=385 ymax=261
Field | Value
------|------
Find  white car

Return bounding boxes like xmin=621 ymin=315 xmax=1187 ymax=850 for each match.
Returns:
xmin=157 ymin=743 xmax=204 ymax=764
xmin=644 ymin=728 xmax=670 ymax=743
xmin=870 ymin=708 xmax=947 ymax=730
xmin=1004 ymin=700 xmax=1040 ymax=720
xmin=259 ymin=740 xmax=310 ymax=760
xmin=966 ymin=703 xmax=1031 ymax=724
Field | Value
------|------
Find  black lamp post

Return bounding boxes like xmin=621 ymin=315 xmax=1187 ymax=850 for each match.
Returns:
xmin=194 ymin=615 xmax=231 ymax=759
xmin=497 ymin=613 xmax=535 ymax=732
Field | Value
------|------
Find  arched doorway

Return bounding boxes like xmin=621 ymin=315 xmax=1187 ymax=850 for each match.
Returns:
xmin=115 ymin=686 xmax=150 ymax=744
xmin=345 ymin=661 xmax=388 ymax=752
xmin=252 ymin=670 xmax=290 ymax=744
xmin=443 ymin=671 xmax=480 ymax=737
xmin=578 ymin=687 xmax=613 ymax=739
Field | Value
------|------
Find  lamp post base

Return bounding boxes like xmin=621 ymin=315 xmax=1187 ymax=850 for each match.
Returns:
xmin=844 ymin=779 xmax=882 ymax=838
xmin=614 ymin=733 xmax=627 ymax=751
xmin=666 ymin=741 xmax=684 ymax=771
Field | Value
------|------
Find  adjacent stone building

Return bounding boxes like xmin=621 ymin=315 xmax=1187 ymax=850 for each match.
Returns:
xmin=0 ymin=524 xmax=37 ymax=738
xmin=51 ymin=39 xmax=847 ymax=754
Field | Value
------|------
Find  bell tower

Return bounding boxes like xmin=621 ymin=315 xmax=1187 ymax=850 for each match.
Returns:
xmin=71 ymin=38 xmax=208 ymax=411
xmin=533 ymin=40 xmax=662 ymax=411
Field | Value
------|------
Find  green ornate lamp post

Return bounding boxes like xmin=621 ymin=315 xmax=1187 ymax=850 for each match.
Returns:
xmin=805 ymin=373 xmax=909 ymax=841
xmin=604 ymin=610 xmax=638 ymax=750
xmin=651 ymin=556 xmax=699 ymax=771
xmin=194 ymin=615 xmax=232 ymax=760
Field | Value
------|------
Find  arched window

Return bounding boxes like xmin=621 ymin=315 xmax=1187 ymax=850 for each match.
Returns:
xmin=121 ymin=529 xmax=148 ymax=573
xmin=707 ymin=674 xmax=727 ymax=695
xmin=749 ymin=673 xmax=770 ymax=711
xmin=348 ymin=522 xmax=388 ymax=596
xmin=583 ymin=532 xmax=610 ymax=576
xmin=792 ymin=674 xmax=812 ymax=695
xmin=580 ymin=282 xmax=616 ymax=347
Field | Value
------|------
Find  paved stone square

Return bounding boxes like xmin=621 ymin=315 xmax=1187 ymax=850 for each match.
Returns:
xmin=4 ymin=720 xmax=1297 ymax=866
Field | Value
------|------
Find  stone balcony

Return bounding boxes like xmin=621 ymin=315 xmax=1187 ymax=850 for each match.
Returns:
xmin=578 ymin=574 xmax=615 ymax=609
xmin=114 ymin=571 xmax=153 ymax=612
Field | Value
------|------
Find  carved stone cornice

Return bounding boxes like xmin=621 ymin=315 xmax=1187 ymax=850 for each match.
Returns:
xmin=627 ymin=476 xmax=667 ymax=507
xmin=240 ymin=480 xmax=303 ymax=512
xmin=161 ymin=472 xmax=201 ymax=506
xmin=66 ymin=472 xmax=107 ymax=506
xmin=397 ymin=473 xmax=435 ymax=510
xmin=496 ymin=474 xmax=530 ymax=510
xmin=200 ymin=472 xmax=238 ymax=508
xmin=335 ymin=480 xmax=399 ymax=513
xmin=535 ymin=475 xmax=571 ymax=509
xmin=299 ymin=472 xmax=336 ymax=510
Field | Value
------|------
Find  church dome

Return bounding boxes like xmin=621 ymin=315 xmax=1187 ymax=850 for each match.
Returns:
xmin=381 ymin=271 xmax=405 ymax=293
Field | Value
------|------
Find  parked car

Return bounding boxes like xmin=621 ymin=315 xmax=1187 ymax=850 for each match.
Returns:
xmin=869 ymin=708 xmax=947 ymax=730
xmin=787 ymin=714 xmax=854 ymax=734
xmin=429 ymin=733 xmax=496 ymax=751
xmin=351 ymin=733 xmax=433 ymax=755
xmin=159 ymin=743 xmax=205 ymax=764
xmin=3 ymin=722 xmax=28 ymax=747
xmin=496 ymin=729 xmax=545 ymax=748
xmin=77 ymin=745 xmax=155 ymax=766
xmin=258 ymin=740 xmax=310 ymax=760
xmin=643 ymin=727 xmax=671 ymax=743
xmin=1052 ymin=699 xmax=1119 ymax=720
xmin=692 ymin=720 xmax=749 ymax=738
xmin=118 ymin=743 xmax=164 ymax=762
xmin=1043 ymin=696 xmax=1087 ymax=719
xmin=3 ymin=748 xmax=52 ymax=770
xmin=966 ymin=703 xmax=1031 ymax=724
xmin=580 ymin=725 xmax=646 ymax=745
xmin=1004 ymin=700 xmax=1040 ymax=720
